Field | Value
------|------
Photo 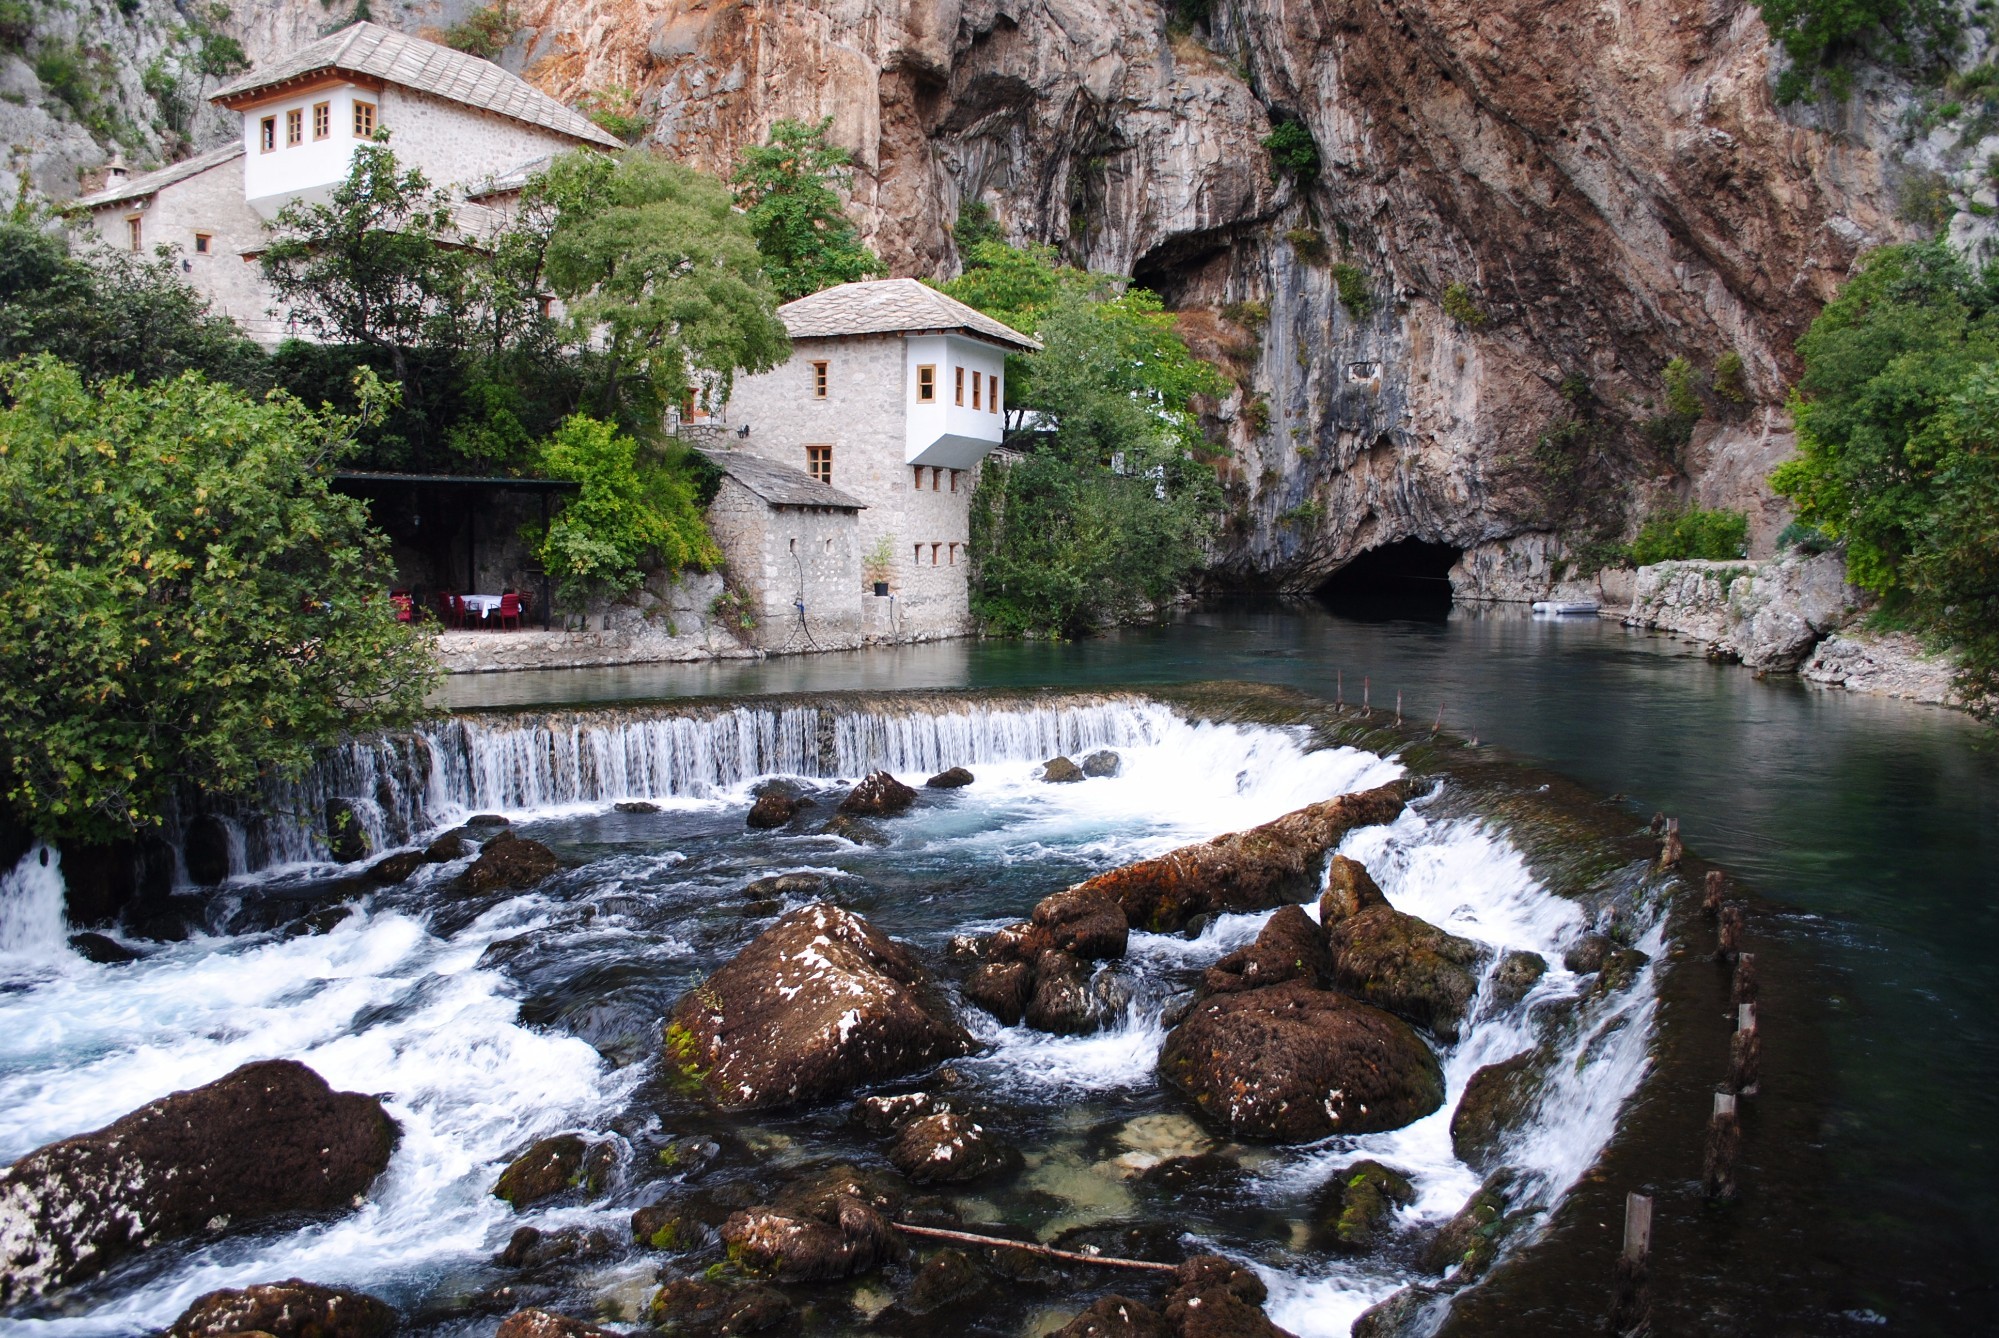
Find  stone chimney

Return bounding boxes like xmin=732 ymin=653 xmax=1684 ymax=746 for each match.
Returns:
xmin=105 ymin=152 xmax=128 ymax=186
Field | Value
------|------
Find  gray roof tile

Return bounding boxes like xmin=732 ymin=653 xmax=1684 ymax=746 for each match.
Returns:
xmin=78 ymin=142 xmax=245 ymax=209
xmin=778 ymin=278 xmax=1040 ymax=351
xmin=211 ymin=22 xmax=622 ymax=150
xmin=701 ymin=449 xmax=866 ymax=510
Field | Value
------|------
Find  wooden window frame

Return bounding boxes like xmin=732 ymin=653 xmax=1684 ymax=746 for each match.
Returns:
xmin=805 ymin=444 xmax=833 ymax=486
xmin=353 ymin=100 xmax=377 ymax=139
xmin=949 ymin=469 xmax=960 ymax=493
xmin=810 ymin=360 xmax=829 ymax=398
xmin=931 ymin=543 xmax=941 ymax=566
xmin=916 ymin=363 xmax=936 ymax=403
xmin=954 ymin=366 xmax=964 ymax=405
xmin=972 ymin=370 xmax=982 ymax=411
xmin=125 ymin=215 xmax=142 ymax=252
xmin=259 ymin=115 xmax=277 ymax=153
xmin=990 ymin=374 xmax=1001 ymax=414
xmin=312 ymin=101 xmax=331 ymax=140
xmin=286 ymin=108 xmax=303 ymax=146
xmin=193 ymin=232 xmax=211 ymax=254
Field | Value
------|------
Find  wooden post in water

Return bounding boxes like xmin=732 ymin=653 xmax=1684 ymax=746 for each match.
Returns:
xmin=1336 ymin=670 xmax=1344 ymax=710
xmin=1703 ymin=869 xmax=1725 ymax=919
xmin=1704 ymin=1091 xmax=1741 ymax=1201
xmin=1434 ymin=701 xmax=1445 ymax=733
xmin=1396 ymin=690 xmax=1403 ymax=725
xmin=1717 ymin=903 xmax=1744 ymax=961
xmin=1606 ymin=1191 xmax=1653 ymax=1335
xmin=1731 ymin=951 xmax=1758 ymax=1007
xmin=1363 ymin=677 xmax=1371 ymax=714
xmin=1659 ymin=818 xmax=1683 ymax=870
xmin=1730 ymin=1003 xmax=1762 ymax=1096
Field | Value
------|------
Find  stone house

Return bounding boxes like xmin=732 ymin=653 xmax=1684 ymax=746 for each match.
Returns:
xmin=74 ymin=22 xmax=620 ymax=342
xmin=711 ymin=279 xmax=1040 ymax=645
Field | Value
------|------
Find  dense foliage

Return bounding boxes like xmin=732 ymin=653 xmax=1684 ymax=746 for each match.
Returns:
xmin=1772 ymin=241 xmax=1999 ymax=711
xmin=1628 ymin=506 xmax=1750 ymax=565
xmin=0 ymin=357 xmax=436 ymax=845
xmin=532 ymin=414 xmax=720 ymax=604
xmin=1757 ymin=0 xmax=1957 ymax=102
xmin=0 ymin=222 xmax=266 ymax=390
xmin=944 ymin=247 xmax=1227 ymax=637
xmin=732 ymin=118 xmax=880 ymax=301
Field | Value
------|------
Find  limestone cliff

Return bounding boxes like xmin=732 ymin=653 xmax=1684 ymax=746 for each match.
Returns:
xmin=9 ymin=0 xmax=1954 ymax=593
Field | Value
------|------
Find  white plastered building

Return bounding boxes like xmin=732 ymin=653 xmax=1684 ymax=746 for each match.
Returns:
xmin=74 ymin=22 xmax=620 ymax=343
xmin=706 ymin=279 xmax=1040 ymax=645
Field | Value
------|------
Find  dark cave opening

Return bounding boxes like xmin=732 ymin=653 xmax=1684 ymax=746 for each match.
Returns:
xmin=1314 ymin=539 xmax=1460 ymax=620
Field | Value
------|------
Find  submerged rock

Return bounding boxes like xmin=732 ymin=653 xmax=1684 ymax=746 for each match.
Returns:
xmin=1203 ymin=905 xmax=1329 ymax=995
xmin=498 ymin=1224 xmax=617 ymax=1271
xmin=852 ymin=1090 xmax=954 ymax=1135
xmin=1351 ymin=1285 xmax=1444 ymax=1338
xmin=423 ymin=831 xmax=469 ymax=862
xmin=1319 ymin=1160 xmax=1416 ymax=1252
xmin=662 ymin=903 xmax=972 ymax=1110
xmin=650 ymin=1276 xmax=793 ymax=1332
xmin=1419 ymin=1170 xmax=1516 ymax=1278
xmin=1326 ymin=898 xmax=1487 ymax=1042
xmin=457 ymin=831 xmax=560 ymax=897
xmin=66 ymin=931 xmax=142 ymax=964
xmin=1040 ymin=756 xmax=1085 ymax=783
xmin=1450 ymin=1051 xmax=1545 ymax=1173
xmin=492 ymin=1134 xmax=609 ymax=1211
xmin=742 ymin=871 xmax=827 ymax=899
xmin=926 ymin=766 xmax=975 ymax=788
xmin=1562 ymin=932 xmax=1613 ymax=975
xmin=889 ymin=1111 xmax=1019 ymax=1185
xmin=1053 ymin=1294 xmax=1169 ymax=1337
xmin=615 ymin=800 xmax=662 ymax=814
xmin=1159 ymin=981 xmax=1444 ymax=1141
xmin=1081 ymin=749 xmax=1123 ymax=778
xmin=1592 ymin=947 xmax=1651 ymax=996
xmin=904 ymin=1246 xmax=989 ymax=1312
xmin=496 ymin=1309 xmax=623 ymax=1338
xmin=1076 ymin=784 xmax=1407 ymax=932
xmin=632 ymin=1198 xmax=696 ymax=1250
xmin=840 ymin=770 xmax=918 ymax=816
xmin=165 ymin=1279 xmax=397 ymax=1338
xmin=0 ymin=1059 xmax=396 ymax=1303
xmin=1162 ymin=1254 xmax=1297 ymax=1338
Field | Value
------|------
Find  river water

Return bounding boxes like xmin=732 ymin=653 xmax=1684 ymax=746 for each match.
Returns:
xmin=0 ymin=600 xmax=1989 ymax=1335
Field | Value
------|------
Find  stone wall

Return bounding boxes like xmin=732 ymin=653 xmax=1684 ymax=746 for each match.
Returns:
xmin=86 ymin=154 xmax=282 ymax=340
xmin=705 ymin=476 xmax=869 ymax=651
xmin=377 ymin=85 xmax=584 ymax=196
xmin=433 ymin=570 xmax=754 ymax=671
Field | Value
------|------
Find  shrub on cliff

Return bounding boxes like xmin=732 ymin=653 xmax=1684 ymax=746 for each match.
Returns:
xmin=1758 ymin=0 xmax=1957 ymax=103
xmin=733 ymin=118 xmax=880 ymax=301
xmin=1628 ymin=507 xmax=1750 ymax=565
xmin=0 ymin=357 xmax=436 ymax=846
xmin=1773 ymin=240 xmax=1999 ymax=713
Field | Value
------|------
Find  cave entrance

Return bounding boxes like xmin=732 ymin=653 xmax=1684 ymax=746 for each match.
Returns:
xmin=1315 ymin=539 xmax=1460 ymax=620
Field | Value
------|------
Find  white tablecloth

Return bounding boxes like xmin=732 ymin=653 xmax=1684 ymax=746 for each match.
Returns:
xmin=461 ymin=594 xmax=505 ymax=616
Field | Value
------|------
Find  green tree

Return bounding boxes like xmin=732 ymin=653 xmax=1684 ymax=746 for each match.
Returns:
xmin=0 ymin=222 xmax=265 ymax=389
xmin=530 ymin=414 xmax=720 ymax=603
xmin=533 ymin=148 xmax=790 ymax=429
xmin=0 ymin=357 xmax=436 ymax=846
xmin=732 ymin=117 xmax=879 ymax=301
xmin=1909 ymin=367 xmax=1999 ymax=712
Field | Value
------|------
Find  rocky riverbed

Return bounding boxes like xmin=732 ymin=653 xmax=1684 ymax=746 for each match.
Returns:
xmin=0 ymin=688 xmax=1672 ymax=1337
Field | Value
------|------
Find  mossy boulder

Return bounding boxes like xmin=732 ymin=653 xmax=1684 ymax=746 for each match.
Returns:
xmin=1040 ymin=756 xmax=1085 ymax=783
xmin=1318 ymin=854 xmax=1391 ymax=925
xmin=662 ymin=904 xmax=972 ymax=1110
xmin=1319 ymin=1159 xmax=1416 ymax=1252
xmin=496 ymin=1309 xmax=624 ymax=1338
xmin=649 ymin=1276 xmax=793 ymax=1333
xmin=1491 ymin=950 xmax=1548 ymax=1006
xmin=1326 ymin=897 xmax=1487 ymax=1042
xmin=1592 ymin=947 xmax=1651 ymax=996
xmin=889 ymin=1111 xmax=1019 ymax=1185
xmin=1159 ymin=980 xmax=1444 ymax=1141
xmin=492 ymin=1134 xmax=610 ymax=1211
xmin=366 ymin=849 xmax=425 ymax=885
xmin=1161 ymin=1255 xmax=1295 ymax=1337
xmin=1203 ymin=904 xmax=1329 ymax=995
xmin=498 ymin=1224 xmax=617 ymax=1272
xmin=323 ymin=798 xmax=373 ymax=864
xmin=1450 ymin=1051 xmax=1546 ymax=1172
xmin=1419 ymin=1170 xmax=1515 ymax=1278
xmin=457 ymin=831 xmax=560 ymax=897
xmin=632 ymin=1199 xmax=694 ymax=1251
xmin=166 ymin=1279 xmax=397 ymax=1338
xmin=1074 ymin=784 xmax=1407 ymax=932
xmin=962 ymin=958 xmax=1034 ymax=1025
xmin=905 ymin=1247 xmax=990 ymax=1313
xmin=1562 ymin=932 xmax=1613 ymax=975
xmin=745 ymin=792 xmax=805 ymax=828
xmin=1030 ymin=884 xmax=1130 ymax=959
xmin=1054 ymin=1295 xmax=1170 ymax=1337
xmin=718 ymin=1164 xmax=901 ymax=1282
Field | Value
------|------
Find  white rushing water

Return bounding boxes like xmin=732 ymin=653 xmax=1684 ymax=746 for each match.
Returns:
xmin=1 ymin=698 xmax=1660 ymax=1337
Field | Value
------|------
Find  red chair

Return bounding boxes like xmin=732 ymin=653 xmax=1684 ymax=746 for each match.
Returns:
xmin=498 ymin=592 xmax=522 ymax=631
xmin=390 ymin=590 xmax=414 ymax=623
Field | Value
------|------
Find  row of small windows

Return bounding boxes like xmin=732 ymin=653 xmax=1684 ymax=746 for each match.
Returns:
xmin=259 ymin=101 xmax=373 ymax=152
xmin=123 ymin=216 xmax=213 ymax=255
xmin=808 ymin=359 xmax=1000 ymax=413
xmin=801 ymin=448 xmax=962 ymax=498
xmin=914 ymin=542 xmax=962 ymax=567
xmin=914 ymin=363 xmax=999 ymax=412
xmin=911 ymin=466 xmax=960 ymax=492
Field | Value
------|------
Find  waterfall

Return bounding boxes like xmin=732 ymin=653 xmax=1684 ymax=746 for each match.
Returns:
xmin=0 ymin=844 xmax=69 ymax=961
xmin=210 ymin=694 xmax=1180 ymax=877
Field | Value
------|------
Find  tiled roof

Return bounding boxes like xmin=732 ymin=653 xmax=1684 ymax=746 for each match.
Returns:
xmin=464 ymin=153 xmax=555 ymax=199
xmin=211 ymin=22 xmax=623 ymax=149
xmin=77 ymin=142 xmax=244 ymax=209
xmin=777 ymin=278 xmax=1041 ymax=351
xmin=701 ymin=450 xmax=866 ymax=510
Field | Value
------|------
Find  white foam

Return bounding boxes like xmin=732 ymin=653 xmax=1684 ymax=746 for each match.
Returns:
xmin=0 ymin=845 xmax=71 ymax=971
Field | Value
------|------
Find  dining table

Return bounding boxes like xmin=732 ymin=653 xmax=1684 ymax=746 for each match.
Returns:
xmin=460 ymin=594 xmax=505 ymax=622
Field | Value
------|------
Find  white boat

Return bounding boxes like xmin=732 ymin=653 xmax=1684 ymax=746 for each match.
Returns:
xmin=1531 ymin=599 xmax=1600 ymax=615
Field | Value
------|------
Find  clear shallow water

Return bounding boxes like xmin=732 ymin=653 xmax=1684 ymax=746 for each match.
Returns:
xmin=0 ymin=698 xmax=1661 ymax=1337
xmin=434 ymin=600 xmax=1999 ymax=1325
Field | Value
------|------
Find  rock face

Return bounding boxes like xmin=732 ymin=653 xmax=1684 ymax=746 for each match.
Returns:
xmin=839 ymin=770 xmax=918 ymax=816
xmin=166 ymin=1279 xmax=398 ymax=1338
xmin=1159 ymin=980 xmax=1444 ymax=1141
xmin=1624 ymin=551 xmax=1859 ymax=671
xmin=1803 ymin=629 xmax=1966 ymax=708
xmin=662 ymin=903 xmax=972 ymax=1110
xmin=457 ymin=832 xmax=560 ymax=896
xmin=1325 ymin=901 xmax=1487 ymax=1041
xmin=0 ymin=1059 xmax=397 ymax=1304
xmin=1078 ymin=784 xmax=1407 ymax=932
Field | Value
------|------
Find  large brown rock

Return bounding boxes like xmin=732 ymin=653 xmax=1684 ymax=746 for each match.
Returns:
xmin=839 ymin=770 xmax=918 ymax=816
xmin=456 ymin=832 xmax=559 ymax=897
xmin=0 ymin=1059 xmax=397 ymax=1304
xmin=166 ymin=1279 xmax=397 ymax=1338
xmin=492 ymin=1134 xmax=609 ymax=1210
xmin=1072 ymin=785 xmax=1406 ymax=932
xmin=746 ymin=792 xmax=805 ymax=828
xmin=1326 ymin=898 xmax=1487 ymax=1042
xmin=718 ymin=1165 xmax=900 ymax=1281
xmin=1053 ymin=1294 xmax=1170 ymax=1337
xmin=1318 ymin=855 xmax=1391 ymax=925
xmin=663 ymin=903 xmax=972 ymax=1110
xmin=888 ymin=1111 xmax=1019 ymax=1185
xmin=1162 ymin=1254 xmax=1298 ymax=1338
xmin=1159 ymin=981 xmax=1444 ymax=1141
xmin=496 ymin=1309 xmax=622 ymax=1338
xmin=962 ymin=959 xmax=1034 ymax=1025
xmin=1031 ymin=885 xmax=1130 ymax=960
xmin=1450 ymin=1051 xmax=1545 ymax=1173
xmin=1203 ymin=905 xmax=1329 ymax=995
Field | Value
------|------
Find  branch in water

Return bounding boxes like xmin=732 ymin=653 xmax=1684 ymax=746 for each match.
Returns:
xmin=890 ymin=1222 xmax=1181 ymax=1274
